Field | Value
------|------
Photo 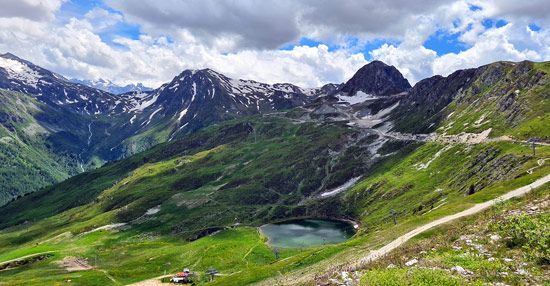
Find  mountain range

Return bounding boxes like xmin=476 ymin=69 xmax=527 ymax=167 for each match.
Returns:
xmin=1 ymin=52 xmax=549 ymax=207
xmin=0 ymin=53 xmax=412 ymax=205
xmin=69 ymin=78 xmax=153 ymax=95
xmin=1 ymin=51 xmax=550 ymax=285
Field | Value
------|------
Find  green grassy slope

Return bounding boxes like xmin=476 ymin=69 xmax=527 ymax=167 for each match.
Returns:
xmin=0 ymin=89 xmax=88 ymax=205
xmin=2 ymin=60 xmax=550 ymax=285
xmin=344 ymin=182 xmax=550 ymax=286
xmin=0 ymin=114 xmax=373 ymax=233
xmin=345 ymin=141 xmax=540 ymax=226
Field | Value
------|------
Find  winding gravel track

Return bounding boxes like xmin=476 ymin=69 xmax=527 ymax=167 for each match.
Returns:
xmin=356 ymin=173 xmax=550 ymax=266
xmin=129 ymin=174 xmax=550 ymax=286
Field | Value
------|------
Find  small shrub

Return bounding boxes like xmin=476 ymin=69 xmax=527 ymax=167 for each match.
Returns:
xmin=468 ymin=184 xmax=476 ymax=195
xmin=360 ymin=268 xmax=466 ymax=286
xmin=490 ymin=214 xmax=550 ymax=264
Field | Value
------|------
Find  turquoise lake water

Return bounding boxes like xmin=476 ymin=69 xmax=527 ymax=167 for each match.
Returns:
xmin=259 ymin=219 xmax=355 ymax=249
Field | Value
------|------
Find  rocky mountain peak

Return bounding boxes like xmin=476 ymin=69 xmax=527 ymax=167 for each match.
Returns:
xmin=70 ymin=78 xmax=152 ymax=94
xmin=2 ymin=52 xmax=19 ymax=60
xmin=0 ymin=52 xmax=123 ymax=115
xmin=339 ymin=60 xmax=411 ymax=96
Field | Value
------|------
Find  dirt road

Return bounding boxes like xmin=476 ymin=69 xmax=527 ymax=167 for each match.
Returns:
xmin=127 ymin=274 xmax=169 ymax=286
xmin=354 ymin=173 xmax=550 ymax=266
xmin=0 ymin=251 xmax=56 ymax=265
xmin=130 ymin=174 xmax=550 ymax=286
xmin=256 ymin=173 xmax=550 ymax=286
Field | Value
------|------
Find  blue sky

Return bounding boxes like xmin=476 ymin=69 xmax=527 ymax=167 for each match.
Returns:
xmin=0 ymin=0 xmax=549 ymax=88
xmin=59 ymin=0 xmax=478 ymax=60
xmin=424 ymin=31 xmax=467 ymax=56
xmin=59 ymin=0 xmax=140 ymax=43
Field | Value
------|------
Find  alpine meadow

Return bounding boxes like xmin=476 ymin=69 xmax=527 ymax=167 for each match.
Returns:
xmin=1 ymin=1 xmax=550 ymax=285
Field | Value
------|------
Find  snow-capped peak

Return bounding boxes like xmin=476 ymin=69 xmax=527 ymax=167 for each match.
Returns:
xmin=0 ymin=54 xmax=42 ymax=88
xmin=70 ymin=78 xmax=153 ymax=94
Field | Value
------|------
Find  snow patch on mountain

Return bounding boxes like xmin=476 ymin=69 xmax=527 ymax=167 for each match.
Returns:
xmin=206 ymin=69 xmax=312 ymax=98
xmin=338 ymin=91 xmax=377 ymax=105
xmin=143 ymin=107 xmax=162 ymax=126
xmin=321 ymin=177 xmax=361 ymax=197
xmin=177 ymin=107 xmax=189 ymax=121
xmin=0 ymin=57 xmax=42 ymax=88
xmin=169 ymin=83 xmax=179 ymax=90
xmin=191 ymin=82 xmax=196 ymax=102
xmin=130 ymin=92 xmax=159 ymax=112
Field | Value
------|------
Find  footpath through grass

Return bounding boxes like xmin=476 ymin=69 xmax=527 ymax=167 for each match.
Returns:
xmin=349 ymin=183 xmax=550 ymax=286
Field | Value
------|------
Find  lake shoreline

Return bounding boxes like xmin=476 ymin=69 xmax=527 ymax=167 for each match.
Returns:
xmin=258 ymin=218 xmax=358 ymax=249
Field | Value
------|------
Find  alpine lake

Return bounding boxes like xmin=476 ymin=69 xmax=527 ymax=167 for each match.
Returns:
xmin=259 ymin=219 xmax=356 ymax=249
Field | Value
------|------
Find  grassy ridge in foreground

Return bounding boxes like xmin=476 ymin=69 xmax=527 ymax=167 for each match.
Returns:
xmin=350 ymin=184 xmax=550 ymax=286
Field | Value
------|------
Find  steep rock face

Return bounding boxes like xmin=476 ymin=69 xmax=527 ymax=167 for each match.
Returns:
xmin=339 ymin=61 xmax=411 ymax=96
xmin=390 ymin=60 xmax=550 ymax=136
xmin=403 ymin=68 xmax=480 ymax=109
xmin=136 ymin=69 xmax=330 ymax=138
xmin=391 ymin=68 xmax=478 ymax=133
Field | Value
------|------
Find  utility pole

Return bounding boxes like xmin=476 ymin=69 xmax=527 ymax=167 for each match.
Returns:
xmin=205 ymin=268 xmax=218 ymax=281
xmin=272 ymin=248 xmax=280 ymax=260
xmin=390 ymin=209 xmax=397 ymax=225
xmin=529 ymin=137 xmax=536 ymax=156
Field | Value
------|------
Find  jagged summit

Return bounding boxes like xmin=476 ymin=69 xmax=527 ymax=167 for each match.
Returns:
xmin=2 ymin=52 xmax=20 ymax=60
xmin=70 ymin=78 xmax=152 ymax=94
xmin=146 ymin=66 xmax=326 ymax=138
xmin=0 ymin=52 xmax=120 ymax=114
xmin=339 ymin=60 xmax=411 ymax=96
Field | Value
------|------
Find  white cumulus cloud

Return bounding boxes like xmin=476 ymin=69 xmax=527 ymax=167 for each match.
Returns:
xmin=1 ymin=0 xmax=550 ymax=89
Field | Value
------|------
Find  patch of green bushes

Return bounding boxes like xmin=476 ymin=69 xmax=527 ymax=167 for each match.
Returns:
xmin=359 ymin=267 xmax=473 ymax=286
xmin=491 ymin=214 xmax=550 ymax=264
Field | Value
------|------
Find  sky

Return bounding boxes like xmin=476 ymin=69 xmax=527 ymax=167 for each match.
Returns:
xmin=1 ymin=0 xmax=549 ymax=88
